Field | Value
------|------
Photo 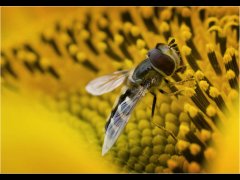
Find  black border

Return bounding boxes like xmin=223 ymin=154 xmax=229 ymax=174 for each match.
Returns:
xmin=1 ymin=0 xmax=239 ymax=6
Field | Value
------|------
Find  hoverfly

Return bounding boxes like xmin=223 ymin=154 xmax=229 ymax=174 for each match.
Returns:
xmin=86 ymin=39 xmax=188 ymax=156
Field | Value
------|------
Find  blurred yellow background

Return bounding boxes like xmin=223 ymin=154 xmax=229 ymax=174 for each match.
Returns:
xmin=1 ymin=7 xmax=119 ymax=173
xmin=2 ymin=7 xmax=80 ymax=45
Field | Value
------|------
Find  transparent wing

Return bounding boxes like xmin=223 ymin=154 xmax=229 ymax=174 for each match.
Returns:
xmin=102 ymin=85 xmax=148 ymax=156
xmin=86 ymin=70 xmax=130 ymax=96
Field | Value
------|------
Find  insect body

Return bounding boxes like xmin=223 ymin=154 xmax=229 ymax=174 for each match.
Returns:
xmin=86 ymin=39 xmax=185 ymax=156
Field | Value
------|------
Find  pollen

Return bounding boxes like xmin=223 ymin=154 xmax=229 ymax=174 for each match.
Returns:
xmin=136 ymin=39 xmax=146 ymax=49
xmin=40 ymin=58 xmax=51 ymax=68
xmin=60 ymin=32 xmax=71 ymax=43
xmin=181 ymin=7 xmax=191 ymax=17
xmin=206 ymin=105 xmax=216 ymax=117
xmin=130 ymin=26 xmax=140 ymax=37
xmin=140 ymin=48 xmax=148 ymax=57
xmin=195 ymin=70 xmax=205 ymax=81
xmin=188 ymin=162 xmax=201 ymax=173
xmin=167 ymin=159 xmax=178 ymax=170
xmin=97 ymin=42 xmax=107 ymax=51
xmin=76 ymin=52 xmax=87 ymax=63
xmin=206 ymin=43 xmax=215 ymax=53
xmin=124 ymin=59 xmax=133 ymax=69
xmin=16 ymin=50 xmax=27 ymax=60
xmin=226 ymin=47 xmax=236 ymax=57
xmin=141 ymin=7 xmax=153 ymax=19
xmin=99 ymin=17 xmax=108 ymax=28
xmin=188 ymin=105 xmax=198 ymax=118
xmin=79 ymin=29 xmax=90 ymax=40
xmin=228 ymin=89 xmax=238 ymax=101
xmin=161 ymin=9 xmax=172 ymax=21
xmin=209 ymin=87 xmax=220 ymax=98
xmin=26 ymin=52 xmax=37 ymax=63
xmin=200 ymin=129 xmax=212 ymax=142
xmin=223 ymin=54 xmax=232 ymax=64
xmin=189 ymin=143 xmax=201 ymax=156
xmin=69 ymin=44 xmax=79 ymax=55
xmin=182 ymin=87 xmax=196 ymax=97
xmin=182 ymin=31 xmax=192 ymax=41
xmin=114 ymin=34 xmax=124 ymax=45
xmin=159 ymin=22 xmax=170 ymax=33
xmin=177 ymin=140 xmax=190 ymax=152
xmin=180 ymin=24 xmax=190 ymax=32
xmin=181 ymin=45 xmax=192 ymax=56
xmin=43 ymin=28 xmax=55 ymax=40
xmin=96 ymin=31 xmax=107 ymax=41
xmin=179 ymin=123 xmax=190 ymax=134
xmin=184 ymin=103 xmax=191 ymax=113
xmin=226 ymin=70 xmax=236 ymax=80
xmin=204 ymin=148 xmax=217 ymax=161
xmin=123 ymin=22 xmax=133 ymax=33
xmin=199 ymin=80 xmax=209 ymax=91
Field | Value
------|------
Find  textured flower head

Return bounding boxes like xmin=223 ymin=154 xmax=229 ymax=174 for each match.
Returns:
xmin=1 ymin=7 xmax=239 ymax=173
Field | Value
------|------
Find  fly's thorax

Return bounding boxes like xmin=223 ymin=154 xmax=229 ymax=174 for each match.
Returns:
xmin=129 ymin=59 xmax=162 ymax=87
xmin=128 ymin=66 xmax=162 ymax=89
xmin=131 ymin=59 xmax=153 ymax=81
xmin=148 ymin=44 xmax=181 ymax=77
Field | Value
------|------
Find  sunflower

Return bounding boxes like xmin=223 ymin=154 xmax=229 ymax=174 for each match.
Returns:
xmin=1 ymin=6 xmax=239 ymax=173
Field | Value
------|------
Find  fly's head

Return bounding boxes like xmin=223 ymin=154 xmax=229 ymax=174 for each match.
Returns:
xmin=148 ymin=39 xmax=182 ymax=77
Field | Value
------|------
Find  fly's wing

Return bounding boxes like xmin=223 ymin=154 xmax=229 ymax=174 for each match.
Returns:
xmin=102 ymin=85 xmax=148 ymax=156
xmin=86 ymin=70 xmax=130 ymax=96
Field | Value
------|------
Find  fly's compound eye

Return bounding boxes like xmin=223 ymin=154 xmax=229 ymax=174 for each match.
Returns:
xmin=149 ymin=49 xmax=176 ymax=76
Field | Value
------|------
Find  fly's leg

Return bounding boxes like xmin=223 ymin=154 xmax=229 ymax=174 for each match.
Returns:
xmin=162 ymin=74 xmax=195 ymax=97
xmin=164 ymin=77 xmax=195 ymax=87
xmin=175 ymin=65 xmax=187 ymax=73
xmin=150 ymin=91 xmax=178 ymax=142
xmin=150 ymin=92 xmax=157 ymax=118
xmin=151 ymin=121 xmax=178 ymax=142
xmin=158 ymin=88 xmax=184 ymax=96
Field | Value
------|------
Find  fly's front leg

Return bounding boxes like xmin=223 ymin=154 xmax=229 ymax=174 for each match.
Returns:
xmin=152 ymin=121 xmax=178 ymax=142
xmin=175 ymin=65 xmax=187 ymax=73
xmin=150 ymin=92 xmax=157 ymax=118
xmin=158 ymin=88 xmax=184 ymax=96
xmin=150 ymin=91 xmax=178 ymax=142
xmin=164 ymin=77 xmax=195 ymax=87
